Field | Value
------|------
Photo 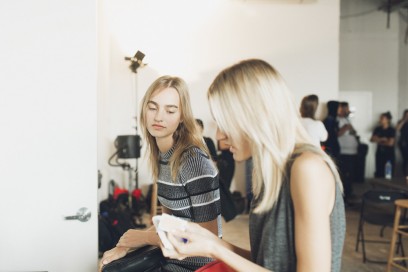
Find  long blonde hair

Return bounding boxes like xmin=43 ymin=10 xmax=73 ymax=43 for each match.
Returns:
xmin=207 ymin=59 xmax=341 ymax=213
xmin=139 ymin=75 xmax=209 ymax=182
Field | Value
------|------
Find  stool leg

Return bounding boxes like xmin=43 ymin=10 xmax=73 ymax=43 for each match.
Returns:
xmin=388 ymin=206 xmax=402 ymax=272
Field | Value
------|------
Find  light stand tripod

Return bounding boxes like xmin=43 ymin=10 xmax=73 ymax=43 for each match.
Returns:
xmin=108 ymin=134 xmax=146 ymax=227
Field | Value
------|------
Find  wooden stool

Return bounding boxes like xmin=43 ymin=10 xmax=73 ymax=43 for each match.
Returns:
xmin=387 ymin=199 xmax=408 ymax=271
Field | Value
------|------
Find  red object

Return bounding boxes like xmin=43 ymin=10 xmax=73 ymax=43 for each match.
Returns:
xmin=195 ymin=260 xmax=235 ymax=272
xmin=113 ymin=187 xmax=129 ymax=200
xmin=132 ymin=188 xmax=142 ymax=200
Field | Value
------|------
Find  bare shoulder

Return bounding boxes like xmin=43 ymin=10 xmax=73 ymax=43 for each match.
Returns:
xmin=291 ymin=151 xmax=329 ymax=174
xmin=291 ymin=151 xmax=335 ymax=184
xmin=290 ymin=151 xmax=335 ymax=212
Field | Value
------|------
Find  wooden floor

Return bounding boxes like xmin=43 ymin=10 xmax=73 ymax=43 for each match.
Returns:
xmin=222 ymin=181 xmax=408 ymax=272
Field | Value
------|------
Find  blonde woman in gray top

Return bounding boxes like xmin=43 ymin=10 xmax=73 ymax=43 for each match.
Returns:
xmin=162 ymin=59 xmax=346 ymax=272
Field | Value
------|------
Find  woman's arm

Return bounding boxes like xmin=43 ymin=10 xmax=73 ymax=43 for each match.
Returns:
xmin=116 ymin=224 xmax=160 ymax=248
xmin=163 ymin=222 xmax=269 ymax=272
xmin=371 ymin=134 xmax=391 ymax=145
xmin=100 ymin=208 xmax=177 ymax=269
xmin=384 ymin=137 xmax=395 ymax=146
xmin=290 ymin=152 xmax=336 ymax=272
xmin=99 ymin=224 xmax=160 ymax=270
xmin=116 ymin=206 xmax=176 ymax=248
xmin=370 ymin=134 xmax=379 ymax=143
xmin=337 ymin=124 xmax=351 ymax=137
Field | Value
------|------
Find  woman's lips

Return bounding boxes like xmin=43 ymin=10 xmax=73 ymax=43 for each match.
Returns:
xmin=152 ymin=124 xmax=164 ymax=129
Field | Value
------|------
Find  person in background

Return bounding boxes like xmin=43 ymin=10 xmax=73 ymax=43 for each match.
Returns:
xmin=337 ymin=101 xmax=359 ymax=204
xmin=162 ymin=59 xmax=345 ymax=272
xmin=196 ymin=118 xmax=218 ymax=161
xmin=396 ymin=109 xmax=408 ymax=176
xmin=245 ymin=157 xmax=253 ymax=213
xmin=217 ymin=136 xmax=235 ymax=190
xmin=323 ymin=100 xmax=340 ymax=162
xmin=370 ymin=111 xmax=396 ymax=178
xmin=100 ymin=76 xmax=221 ymax=272
xmin=299 ymin=94 xmax=328 ymax=148
xmin=217 ymin=133 xmax=238 ymax=222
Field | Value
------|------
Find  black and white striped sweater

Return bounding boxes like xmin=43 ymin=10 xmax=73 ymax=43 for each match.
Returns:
xmin=157 ymin=146 xmax=222 ymax=272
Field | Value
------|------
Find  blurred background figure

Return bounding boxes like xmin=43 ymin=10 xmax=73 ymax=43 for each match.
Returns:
xmin=217 ymin=133 xmax=235 ymax=191
xmin=216 ymin=129 xmax=238 ymax=222
xmin=195 ymin=121 xmax=238 ymax=221
xmin=397 ymin=109 xmax=408 ymax=176
xmin=299 ymin=94 xmax=328 ymax=148
xmin=323 ymin=100 xmax=340 ymax=162
xmin=195 ymin=118 xmax=217 ymax=161
xmin=370 ymin=111 xmax=396 ymax=178
xmin=337 ymin=101 xmax=359 ymax=204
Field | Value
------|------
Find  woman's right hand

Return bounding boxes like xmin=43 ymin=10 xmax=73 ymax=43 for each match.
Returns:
xmin=161 ymin=221 xmax=224 ymax=260
xmin=99 ymin=246 xmax=129 ymax=272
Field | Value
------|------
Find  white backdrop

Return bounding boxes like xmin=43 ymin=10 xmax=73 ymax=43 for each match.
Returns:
xmin=97 ymin=0 xmax=341 ymax=200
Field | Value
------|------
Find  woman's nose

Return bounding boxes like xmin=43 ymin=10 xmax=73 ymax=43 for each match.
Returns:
xmin=216 ymin=128 xmax=227 ymax=141
xmin=154 ymin=109 xmax=163 ymax=122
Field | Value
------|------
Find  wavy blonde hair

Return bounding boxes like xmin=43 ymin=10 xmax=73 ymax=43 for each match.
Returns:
xmin=207 ymin=59 xmax=342 ymax=213
xmin=139 ymin=75 xmax=208 ymax=181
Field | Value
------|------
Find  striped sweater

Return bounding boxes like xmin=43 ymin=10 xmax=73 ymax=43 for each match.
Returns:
xmin=157 ymin=146 xmax=222 ymax=272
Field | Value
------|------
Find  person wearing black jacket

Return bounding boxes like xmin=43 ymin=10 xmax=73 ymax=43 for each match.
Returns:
xmin=371 ymin=111 xmax=396 ymax=178
xmin=195 ymin=119 xmax=217 ymax=161
xmin=397 ymin=109 xmax=408 ymax=176
xmin=323 ymin=100 xmax=340 ymax=162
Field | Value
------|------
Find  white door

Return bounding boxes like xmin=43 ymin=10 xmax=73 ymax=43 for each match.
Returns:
xmin=0 ymin=1 xmax=98 ymax=271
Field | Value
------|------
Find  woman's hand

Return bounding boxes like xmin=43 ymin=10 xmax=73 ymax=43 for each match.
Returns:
xmin=116 ymin=229 xmax=145 ymax=248
xmin=160 ymin=221 xmax=224 ymax=260
xmin=99 ymin=246 xmax=129 ymax=272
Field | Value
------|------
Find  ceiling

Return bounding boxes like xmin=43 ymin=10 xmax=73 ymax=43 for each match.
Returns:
xmin=378 ymin=0 xmax=408 ymax=12
xmin=377 ymin=0 xmax=408 ymax=27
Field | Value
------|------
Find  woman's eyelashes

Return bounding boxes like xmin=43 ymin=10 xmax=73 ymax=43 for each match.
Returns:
xmin=147 ymin=106 xmax=176 ymax=114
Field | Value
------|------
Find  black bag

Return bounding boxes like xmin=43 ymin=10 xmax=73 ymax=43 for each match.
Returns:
xmin=98 ymin=214 xmax=120 ymax=253
xmin=101 ymin=245 xmax=166 ymax=272
xmin=99 ymin=198 xmax=139 ymax=252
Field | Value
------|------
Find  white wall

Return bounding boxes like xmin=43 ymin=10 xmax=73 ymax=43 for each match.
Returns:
xmin=97 ymin=0 xmax=340 ymax=200
xmin=340 ymin=0 xmax=407 ymax=177
xmin=340 ymin=0 xmax=399 ymax=123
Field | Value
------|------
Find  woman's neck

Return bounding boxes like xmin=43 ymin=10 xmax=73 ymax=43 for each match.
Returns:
xmin=156 ymin=136 xmax=174 ymax=153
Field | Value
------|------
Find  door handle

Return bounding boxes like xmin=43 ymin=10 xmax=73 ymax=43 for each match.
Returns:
xmin=64 ymin=207 xmax=91 ymax=222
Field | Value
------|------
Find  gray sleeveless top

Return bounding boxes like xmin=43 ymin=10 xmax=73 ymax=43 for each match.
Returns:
xmin=249 ymin=149 xmax=346 ymax=272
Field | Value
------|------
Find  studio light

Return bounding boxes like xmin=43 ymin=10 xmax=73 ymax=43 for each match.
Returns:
xmin=124 ymin=50 xmax=146 ymax=73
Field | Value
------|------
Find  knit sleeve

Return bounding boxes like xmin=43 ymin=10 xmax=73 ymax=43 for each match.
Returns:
xmin=178 ymin=147 xmax=221 ymax=222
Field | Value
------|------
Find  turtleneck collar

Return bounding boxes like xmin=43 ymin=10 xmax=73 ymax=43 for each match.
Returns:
xmin=159 ymin=145 xmax=176 ymax=161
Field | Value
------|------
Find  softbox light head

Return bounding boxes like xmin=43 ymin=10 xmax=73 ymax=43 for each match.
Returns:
xmin=124 ymin=50 xmax=146 ymax=73
xmin=114 ymin=135 xmax=141 ymax=159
